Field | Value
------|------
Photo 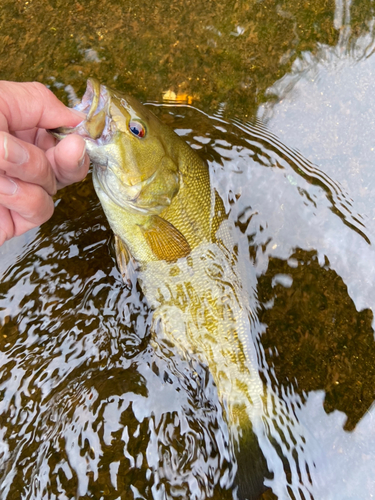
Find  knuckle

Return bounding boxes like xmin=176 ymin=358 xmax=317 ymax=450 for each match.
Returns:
xmin=41 ymin=201 xmax=54 ymax=223
xmin=28 ymin=158 xmax=43 ymax=182
xmin=27 ymin=151 xmax=56 ymax=194
xmin=31 ymin=81 xmax=49 ymax=98
xmin=27 ymin=148 xmax=48 ymax=179
xmin=24 ymin=199 xmax=40 ymax=221
xmin=25 ymin=191 xmax=52 ymax=222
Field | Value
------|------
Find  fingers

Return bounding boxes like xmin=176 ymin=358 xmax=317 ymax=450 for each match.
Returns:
xmin=0 ymin=206 xmax=12 ymax=246
xmin=0 ymin=131 xmax=56 ymax=195
xmin=33 ymin=128 xmax=57 ymax=151
xmin=0 ymin=81 xmax=89 ymax=247
xmin=0 ymin=174 xmax=54 ymax=243
xmin=0 ymin=81 xmax=85 ymax=131
xmin=45 ymin=134 xmax=90 ymax=189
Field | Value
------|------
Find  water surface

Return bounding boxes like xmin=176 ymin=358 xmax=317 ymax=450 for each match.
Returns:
xmin=1 ymin=0 xmax=375 ymax=499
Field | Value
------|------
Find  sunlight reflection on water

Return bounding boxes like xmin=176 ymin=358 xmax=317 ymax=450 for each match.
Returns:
xmin=1 ymin=103 xmax=375 ymax=498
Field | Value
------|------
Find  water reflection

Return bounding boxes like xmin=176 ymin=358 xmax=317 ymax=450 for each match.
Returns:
xmin=0 ymin=0 xmax=375 ymax=496
xmin=255 ymin=0 xmax=375 ymax=335
xmin=1 ymin=104 xmax=374 ymax=498
xmin=0 ymin=187 xmax=237 ymax=499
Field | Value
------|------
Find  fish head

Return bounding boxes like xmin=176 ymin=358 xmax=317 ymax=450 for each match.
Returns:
xmin=50 ymin=79 xmax=218 ymax=266
xmin=50 ymin=78 xmax=180 ymax=215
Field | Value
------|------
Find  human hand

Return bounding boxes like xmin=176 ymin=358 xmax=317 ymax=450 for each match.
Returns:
xmin=0 ymin=81 xmax=89 ymax=246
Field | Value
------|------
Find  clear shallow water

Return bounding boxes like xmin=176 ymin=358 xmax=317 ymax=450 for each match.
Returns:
xmin=2 ymin=0 xmax=375 ymax=498
xmin=1 ymin=104 xmax=375 ymax=499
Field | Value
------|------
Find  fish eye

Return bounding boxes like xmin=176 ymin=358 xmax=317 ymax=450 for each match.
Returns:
xmin=129 ymin=120 xmax=146 ymax=138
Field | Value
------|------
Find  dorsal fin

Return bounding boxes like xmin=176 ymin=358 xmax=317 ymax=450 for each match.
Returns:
xmin=141 ymin=215 xmax=191 ymax=262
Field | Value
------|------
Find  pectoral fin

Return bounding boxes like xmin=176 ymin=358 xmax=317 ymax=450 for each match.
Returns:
xmin=115 ymin=235 xmax=138 ymax=288
xmin=142 ymin=216 xmax=191 ymax=262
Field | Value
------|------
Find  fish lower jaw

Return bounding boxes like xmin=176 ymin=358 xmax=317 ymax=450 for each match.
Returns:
xmin=92 ymin=174 xmax=148 ymax=215
xmin=93 ymin=168 xmax=168 ymax=215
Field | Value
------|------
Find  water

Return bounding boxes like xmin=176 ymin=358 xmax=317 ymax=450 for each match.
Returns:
xmin=2 ymin=0 xmax=375 ymax=498
xmin=1 ymin=104 xmax=374 ymax=498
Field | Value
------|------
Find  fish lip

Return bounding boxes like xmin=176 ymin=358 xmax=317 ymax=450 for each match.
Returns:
xmin=75 ymin=78 xmax=101 ymax=119
xmin=48 ymin=78 xmax=106 ymax=139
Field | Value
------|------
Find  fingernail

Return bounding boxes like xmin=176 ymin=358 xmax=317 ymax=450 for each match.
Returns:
xmin=3 ymin=135 xmax=29 ymax=165
xmin=0 ymin=175 xmax=18 ymax=196
xmin=78 ymin=144 xmax=87 ymax=168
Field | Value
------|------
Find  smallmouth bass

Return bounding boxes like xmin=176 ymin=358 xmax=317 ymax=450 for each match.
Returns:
xmin=51 ymin=77 xmax=264 ymax=419
xmin=50 ymin=79 xmax=278 ymax=493
xmin=52 ymin=79 xmax=219 ymax=265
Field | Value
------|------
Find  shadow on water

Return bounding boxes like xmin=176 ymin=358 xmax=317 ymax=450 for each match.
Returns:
xmin=1 ymin=105 xmax=375 ymax=499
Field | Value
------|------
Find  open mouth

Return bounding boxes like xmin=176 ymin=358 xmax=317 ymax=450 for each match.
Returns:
xmin=48 ymin=78 xmax=109 ymax=141
xmin=74 ymin=79 xmax=105 ymax=121
xmin=73 ymin=78 xmax=110 ymax=140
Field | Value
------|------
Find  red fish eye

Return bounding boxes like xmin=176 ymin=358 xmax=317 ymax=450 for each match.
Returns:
xmin=129 ymin=120 xmax=146 ymax=138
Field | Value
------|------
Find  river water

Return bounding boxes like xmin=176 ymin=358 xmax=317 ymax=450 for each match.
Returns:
xmin=1 ymin=0 xmax=375 ymax=499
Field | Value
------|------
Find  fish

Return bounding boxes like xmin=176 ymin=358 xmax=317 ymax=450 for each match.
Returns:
xmin=49 ymin=79 xmax=305 ymax=498
xmin=50 ymin=78 xmax=263 ymax=421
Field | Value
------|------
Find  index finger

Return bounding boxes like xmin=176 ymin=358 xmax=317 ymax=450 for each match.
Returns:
xmin=0 ymin=81 xmax=83 ymax=133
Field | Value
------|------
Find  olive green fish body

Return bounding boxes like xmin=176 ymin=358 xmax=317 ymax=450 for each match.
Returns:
xmin=140 ymin=239 xmax=264 ymax=425
xmin=50 ymin=79 xmax=264 ymax=426
xmin=94 ymin=137 xmax=214 ymax=266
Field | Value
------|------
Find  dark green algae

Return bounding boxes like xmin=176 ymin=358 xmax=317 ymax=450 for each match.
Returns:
xmin=0 ymin=0 xmax=343 ymax=118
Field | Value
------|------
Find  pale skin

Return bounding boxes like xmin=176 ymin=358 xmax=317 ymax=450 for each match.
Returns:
xmin=0 ymin=81 xmax=89 ymax=246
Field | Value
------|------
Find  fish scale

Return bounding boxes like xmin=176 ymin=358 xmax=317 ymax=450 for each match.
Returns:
xmin=50 ymin=74 xmax=267 ymax=456
xmin=139 ymin=240 xmax=265 ymax=428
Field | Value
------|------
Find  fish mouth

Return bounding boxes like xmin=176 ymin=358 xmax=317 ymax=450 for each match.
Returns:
xmin=75 ymin=78 xmax=102 ymax=120
xmin=48 ymin=78 xmax=109 ymax=142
